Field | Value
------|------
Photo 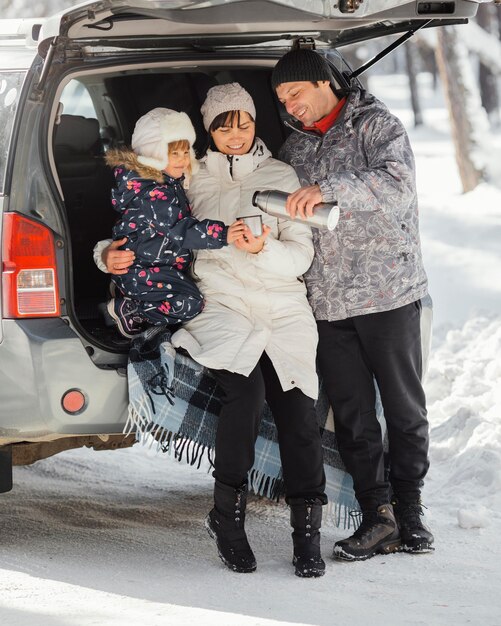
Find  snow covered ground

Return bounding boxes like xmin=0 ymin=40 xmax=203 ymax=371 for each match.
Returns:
xmin=1 ymin=73 xmax=500 ymax=626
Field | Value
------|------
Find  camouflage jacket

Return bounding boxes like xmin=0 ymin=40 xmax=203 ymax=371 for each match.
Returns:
xmin=279 ymin=87 xmax=428 ymax=321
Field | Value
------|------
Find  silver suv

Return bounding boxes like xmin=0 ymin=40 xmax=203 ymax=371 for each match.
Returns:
xmin=0 ymin=0 xmax=484 ymax=492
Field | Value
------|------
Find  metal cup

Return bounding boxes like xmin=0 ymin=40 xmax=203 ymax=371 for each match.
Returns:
xmin=236 ymin=214 xmax=263 ymax=237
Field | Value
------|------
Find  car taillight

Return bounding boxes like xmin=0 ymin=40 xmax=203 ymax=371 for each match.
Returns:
xmin=2 ymin=213 xmax=61 ymax=318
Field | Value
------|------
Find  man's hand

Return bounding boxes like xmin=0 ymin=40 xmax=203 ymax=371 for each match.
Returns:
xmin=234 ymin=225 xmax=271 ymax=254
xmin=286 ymin=185 xmax=323 ymax=220
xmin=103 ymin=238 xmax=135 ymax=275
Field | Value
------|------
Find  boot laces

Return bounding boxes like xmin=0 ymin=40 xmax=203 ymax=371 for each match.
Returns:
xmin=349 ymin=510 xmax=383 ymax=540
xmin=398 ymin=503 xmax=427 ymax=529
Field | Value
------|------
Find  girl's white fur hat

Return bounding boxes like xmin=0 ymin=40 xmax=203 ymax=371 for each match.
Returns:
xmin=131 ymin=107 xmax=198 ymax=171
xmin=201 ymin=82 xmax=256 ymax=130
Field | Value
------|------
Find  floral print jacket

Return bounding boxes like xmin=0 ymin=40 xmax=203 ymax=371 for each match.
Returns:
xmin=107 ymin=148 xmax=228 ymax=274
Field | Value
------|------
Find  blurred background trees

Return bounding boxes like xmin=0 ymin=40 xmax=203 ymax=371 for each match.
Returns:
xmin=2 ymin=0 xmax=500 ymax=192
xmin=344 ymin=4 xmax=501 ymax=192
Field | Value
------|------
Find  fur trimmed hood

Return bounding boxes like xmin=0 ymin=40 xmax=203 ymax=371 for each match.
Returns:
xmin=106 ymin=146 xmax=199 ymax=182
xmin=106 ymin=148 xmax=167 ymax=183
xmin=106 ymin=148 xmax=194 ymax=212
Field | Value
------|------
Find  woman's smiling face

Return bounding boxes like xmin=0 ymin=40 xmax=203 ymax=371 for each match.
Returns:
xmin=210 ymin=110 xmax=256 ymax=155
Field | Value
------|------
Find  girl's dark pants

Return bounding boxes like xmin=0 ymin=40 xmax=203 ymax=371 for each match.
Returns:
xmin=316 ymin=300 xmax=429 ymax=511
xmin=211 ymin=352 xmax=326 ymax=502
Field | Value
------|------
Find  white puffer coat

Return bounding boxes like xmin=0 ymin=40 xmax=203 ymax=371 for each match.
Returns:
xmin=171 ymin=138 xmax=319 ymax=399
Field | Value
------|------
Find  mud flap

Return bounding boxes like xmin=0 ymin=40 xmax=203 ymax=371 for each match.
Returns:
xmin=0 ymin=446 xmax=13 ymax=493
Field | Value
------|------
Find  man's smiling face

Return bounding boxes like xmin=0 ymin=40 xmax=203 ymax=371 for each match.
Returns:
xmin=276 ymin=80 xmax=338 ymax=127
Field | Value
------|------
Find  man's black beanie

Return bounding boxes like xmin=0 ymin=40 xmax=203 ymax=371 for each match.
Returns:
xmin=271 ymin=49 xmax=333 ymax=90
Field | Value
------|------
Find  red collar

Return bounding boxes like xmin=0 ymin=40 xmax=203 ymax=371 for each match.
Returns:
xmin=303 ymin=97 xmax=346 ymax=134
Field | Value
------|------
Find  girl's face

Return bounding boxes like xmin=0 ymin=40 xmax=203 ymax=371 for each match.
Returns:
xmin=164 ymin=140 xmax=191 ymax=178
xmin=210 ymin=111 xmax=256 ymax=156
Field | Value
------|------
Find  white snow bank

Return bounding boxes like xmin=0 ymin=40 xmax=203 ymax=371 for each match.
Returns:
xmin=426 ymin=315 xmax=501 ymax=521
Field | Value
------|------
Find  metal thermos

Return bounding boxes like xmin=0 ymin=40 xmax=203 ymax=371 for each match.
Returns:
xmin=252 ymin=190 xmax=339 ymax=231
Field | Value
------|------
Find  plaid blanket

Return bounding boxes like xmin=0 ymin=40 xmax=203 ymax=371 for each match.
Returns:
xmin=125 ymin=326 xmax=357 ymax=527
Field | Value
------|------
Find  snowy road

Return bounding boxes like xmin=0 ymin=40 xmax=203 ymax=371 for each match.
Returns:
xmin=0 ymin=440 xmax=499 ymax=626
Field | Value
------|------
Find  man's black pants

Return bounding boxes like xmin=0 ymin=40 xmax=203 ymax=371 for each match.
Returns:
xmin=317 ymin=300 xmax=429 ymax=511
xmin=211 ymin=352 xmax=326 ymax=502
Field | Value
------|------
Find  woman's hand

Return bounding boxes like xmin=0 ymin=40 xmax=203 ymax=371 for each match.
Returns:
xmin=103 ymin=238 xmax=135 ymax=275
xmin=226 ymin=220 xmax=247 ymax=244
xmin=234 ymin=225 xmax=271 ymax=254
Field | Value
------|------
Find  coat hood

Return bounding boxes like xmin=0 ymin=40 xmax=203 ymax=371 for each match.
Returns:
xmin=338 ymin=87 xmax=389 ymax=135
xmin=106 ymin=147 xmax=182 ymax=211
xmin=201 ymin=137 xmax=271 ymax=182
xmin=106 ymin=147 xmax=166 ymax=183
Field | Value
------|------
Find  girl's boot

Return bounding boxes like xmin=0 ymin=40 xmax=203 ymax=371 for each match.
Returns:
xmin=205 ymin=479 xmax=256 ymax=573
xmin=289 ymin=498 xmax=325 ymax=578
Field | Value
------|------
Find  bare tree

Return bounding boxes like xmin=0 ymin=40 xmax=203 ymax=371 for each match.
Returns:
xmin=404 ymin=40 xmax=423 ymax=126
xmin=415 ymin=39 xmax=439 ymax=90
xmin=476 ymin=3 xmax=500 ymax=125
xmin=435 ymin=26 xmax=489 ymax=193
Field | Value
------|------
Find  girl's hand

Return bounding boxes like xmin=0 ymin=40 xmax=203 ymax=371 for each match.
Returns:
xmin=234 ymin=225 xmax=271 ymax=254
xmin=226 ymin=220 xmax=247 ymax=244
xmin=104 ymin=238 xmax=135 ymax=274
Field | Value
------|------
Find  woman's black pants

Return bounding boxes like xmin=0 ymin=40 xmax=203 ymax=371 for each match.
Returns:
xmin=211 ymin=352 xmax=326 ymax=502
xmin=317 ymin=301 xmax=429 ymax=511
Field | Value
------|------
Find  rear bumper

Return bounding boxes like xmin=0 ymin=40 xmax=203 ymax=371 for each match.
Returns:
xmin=0 ymin=318 xmax=128 ymax=443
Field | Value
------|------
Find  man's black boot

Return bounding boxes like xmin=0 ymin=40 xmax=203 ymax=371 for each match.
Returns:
xmin=333 ymin=503 xmax=401 ymax=561
xmin=393 ymin=500 xmax=435 ymax=553
xmin=289 ymin=498 xmax=325 ymax=578
xmin=205 ymin=480 xmax=256 ymax=573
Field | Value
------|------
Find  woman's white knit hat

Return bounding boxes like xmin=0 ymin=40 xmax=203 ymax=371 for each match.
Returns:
xmin=201 ymin=82 xmax=256 ymax=130
xmin=131 ymin=107 xmax=197 ymax=171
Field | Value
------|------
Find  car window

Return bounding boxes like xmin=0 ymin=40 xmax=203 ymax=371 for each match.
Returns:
xmin=59 ymin=80 xmax=97 ymax=118
xmin=0 ymin=71 xmax=25 ymax=194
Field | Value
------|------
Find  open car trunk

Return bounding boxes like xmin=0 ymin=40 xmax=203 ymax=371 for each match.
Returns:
xmin=43 ymin=0 xmax=489 ymax=356
xmin=52 ymin=59 xmax=296 ymax=352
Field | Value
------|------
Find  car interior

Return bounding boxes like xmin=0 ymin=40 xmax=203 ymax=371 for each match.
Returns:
xmin=51 ymin=63 xmax=296 ymax=350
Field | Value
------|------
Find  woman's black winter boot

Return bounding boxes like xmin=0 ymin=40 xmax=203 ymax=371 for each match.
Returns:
xmin=205 ymin=480 xmax=257 ymax=573
xmin=289 ymin=498 xmax=326 ymax=578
